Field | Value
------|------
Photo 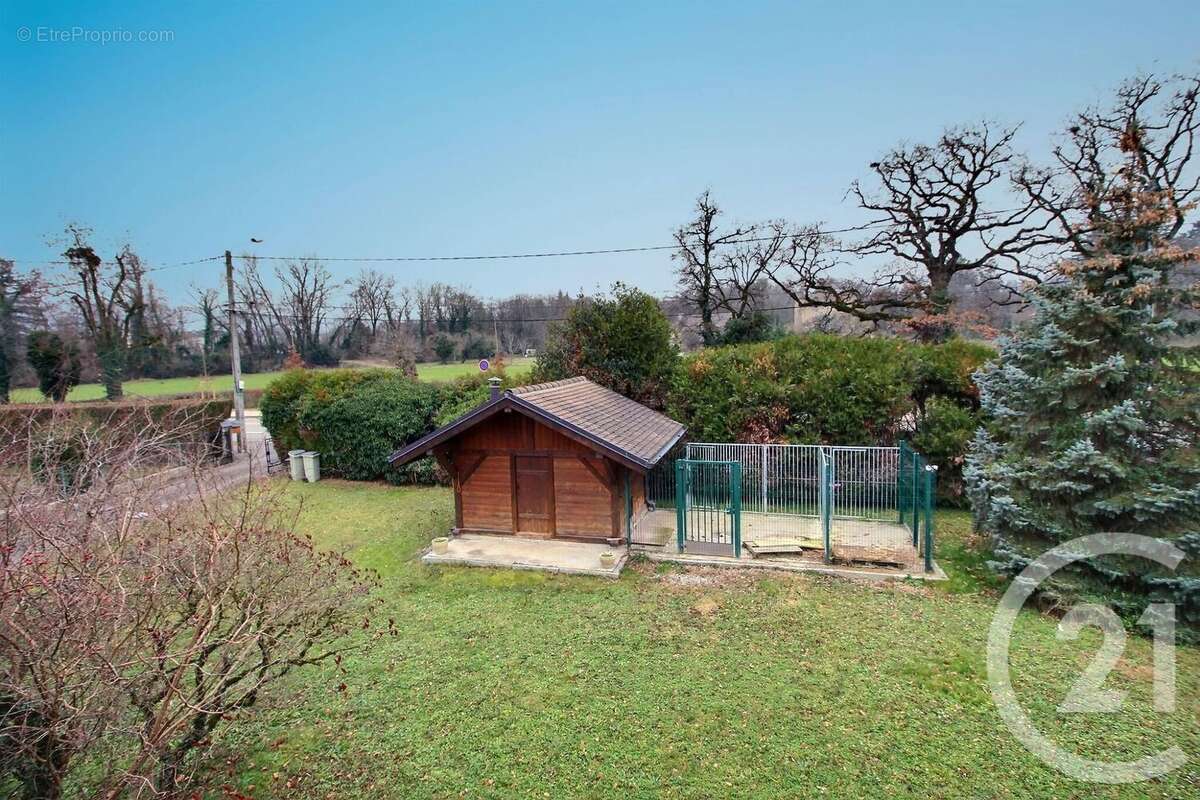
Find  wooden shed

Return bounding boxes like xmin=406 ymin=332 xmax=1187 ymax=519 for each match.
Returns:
xmin=388 ymin=377 xmax=685 ymax=543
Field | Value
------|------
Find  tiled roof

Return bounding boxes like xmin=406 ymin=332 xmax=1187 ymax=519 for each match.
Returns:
xmin=509 ymin=377 xmax=685 ymax=466
xmin=387 ymin=376 xmax=685 ymax=470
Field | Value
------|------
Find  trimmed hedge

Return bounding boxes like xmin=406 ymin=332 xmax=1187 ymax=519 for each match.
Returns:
xmin=260 ymin=340 xmax=993 ymax=506
xmin=667 ymin=334 xmax=994 ymax=505
xmin=259 ymin=369 xmax=517 ymax=485
xmin=0 ymin=397 xmax=233 ymax=460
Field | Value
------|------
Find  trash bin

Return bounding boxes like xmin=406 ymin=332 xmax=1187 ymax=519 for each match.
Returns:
xmin=288 ymin=450 xmax=306 ymax=481
xmin=301 ymin=451 xmax=321 ymax=483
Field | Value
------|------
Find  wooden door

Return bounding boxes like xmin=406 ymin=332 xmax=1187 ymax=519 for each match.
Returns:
xmin=514 ymin=456 xmax=554 ymax=535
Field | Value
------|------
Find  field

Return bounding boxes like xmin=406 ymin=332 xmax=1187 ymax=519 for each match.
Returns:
xmin=7 ymin=358 xmax=534 ymax=403
xmin=214 ymin=481 xmax=1200 ymax=799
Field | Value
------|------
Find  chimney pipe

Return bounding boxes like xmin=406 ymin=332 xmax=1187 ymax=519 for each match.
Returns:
xmin=488 ymin=377 xmax=502 ymax=401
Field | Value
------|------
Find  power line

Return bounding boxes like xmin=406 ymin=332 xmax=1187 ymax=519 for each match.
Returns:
xmin=9 ymin=205 xmax=1035 ymax=273
xmin=5 ymin=254 xmax=223 ymax=270
xmin=237 ymin=225 xmax=885 ymax=264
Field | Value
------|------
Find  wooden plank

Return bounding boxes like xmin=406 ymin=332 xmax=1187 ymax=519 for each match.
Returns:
xmin=453 ymin=473 xmax=464 ymax=529
xmin=458 ymin=447 xmax=597 ymax=459
xmin=577 ymin=455 xmax=610 ymax=487
xmin=743 ymin=541 xmax=822 ymax=556
xmin=553 ymin=457 xmax=612 ymax=538
xmin=458 ymin=452 xmax=486 ymax=485
xmin=610 ymin=464 xmax=621 ymax=538
xmin=546 ymin=455 xmax=557 ymax=535
xmin=509 ymin=454 xmax=519 ymax=533
xmin=460 ymin=456 xmax=513 ymax=532
xmin=514 ymin=455 xmax=553 ymax=534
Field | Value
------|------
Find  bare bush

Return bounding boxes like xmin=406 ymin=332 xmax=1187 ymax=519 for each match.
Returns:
xmin=0 ymin=409 xmax=381 ymax=799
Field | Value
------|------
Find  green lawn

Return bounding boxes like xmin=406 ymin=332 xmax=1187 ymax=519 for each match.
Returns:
xmin=215 ymin=481 xmax=1200 ymax=799
xmin=8 ymin=358 xmax=533 ymax=403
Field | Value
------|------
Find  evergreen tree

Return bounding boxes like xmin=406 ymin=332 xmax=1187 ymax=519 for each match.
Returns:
xmin=532 ymin=283 xmax=678 ymax=408
xmin=966 ymin=74 xmax=1200 ymax=624
xmin=26 ymin=331 xmax=82 ymax=403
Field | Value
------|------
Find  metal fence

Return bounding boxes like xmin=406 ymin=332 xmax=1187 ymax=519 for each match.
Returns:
xmin=639 ymin=441 xmax=935 ymax=570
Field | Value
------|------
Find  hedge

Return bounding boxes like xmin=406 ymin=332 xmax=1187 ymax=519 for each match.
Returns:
xmin=0 ymin=396 xmax=234 ymax=461
xmin=259 ymin=369 xmax=517 ymax=484
xmin=667 ymin=334 xmax=994 ymax=505
xmin=259 ymin=341 xmax=994 ymax=506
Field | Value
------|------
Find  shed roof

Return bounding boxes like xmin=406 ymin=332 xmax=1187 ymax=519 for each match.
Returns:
xmin=387 ymin=376 xmax=685 ymax=472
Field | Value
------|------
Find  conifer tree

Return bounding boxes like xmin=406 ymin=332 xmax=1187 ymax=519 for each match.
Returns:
xmin=966 ymin=74 xmax=1200 ymax=621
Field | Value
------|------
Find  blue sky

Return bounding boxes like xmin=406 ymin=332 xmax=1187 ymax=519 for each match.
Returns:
xmin=2 ymin=0 xmax=1197 ymax=302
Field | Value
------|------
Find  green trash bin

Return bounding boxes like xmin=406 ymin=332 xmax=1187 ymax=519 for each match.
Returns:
xmin=301 ymin=451 xmax=321 ymax=483
xmin=288 ymin=450 xmax=306 ymax=481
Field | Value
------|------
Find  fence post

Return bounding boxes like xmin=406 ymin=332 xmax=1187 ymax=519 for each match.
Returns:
xmin=907 ymin=450 xmax=916 ymax=544
xmin=675 ymin=460 xmax=686 ymax=553
xmin=731 ymin=462 xmax=742 ymax=558
xmin=822 ymin=453 xmax=833 ymax=564
xmin=923 ymin=465 xmax=936 ymax=573
xmin=897 ymin=440 xmax=908 ymax=525
xmin=761 ymin=443 xmax=768 ymax=515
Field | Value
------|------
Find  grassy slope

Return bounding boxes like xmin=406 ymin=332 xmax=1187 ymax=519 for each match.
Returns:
xmin=7 ymin=358 xmax=533 ymax=403
xmin=217 ymin=482 xmax=1199 ymax=799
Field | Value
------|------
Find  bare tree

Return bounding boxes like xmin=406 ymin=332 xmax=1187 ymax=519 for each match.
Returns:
xmin=385 ymin=285 xmax=415 ymax=334
xmin=237 ymin=256 xmax=286 ymax=369
xmin=274 ymin=259 xmax=341 ymax=364
xmin=852 ymin=124 xmax=1061 ymax=313
xmin=58 ymin=227 xmax=146 ymax=399
xmin=673 ymin=192 xmax=755 ymax=345
xmin=191 ymin=287 xmax=223 ymax=378
xmin=712 ymin=219 xmax=791 ymax=321
xmin=351 ymin=269 xmax=395 ymax=339
xmin=768 ymin=125 xmax=1061 ymax=340
xmin=1017 ymin=72 xmax=1200 ymax=255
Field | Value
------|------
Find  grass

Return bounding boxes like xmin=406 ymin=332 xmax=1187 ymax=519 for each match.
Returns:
xmin=214 ymin=482 xmax=1200 ymax=799
xmin=7 ymin=358 xmax=534 ymax=403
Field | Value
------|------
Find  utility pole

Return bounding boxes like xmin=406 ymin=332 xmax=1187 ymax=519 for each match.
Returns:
xmin=225 ymin=250 xmax=246 ymax=452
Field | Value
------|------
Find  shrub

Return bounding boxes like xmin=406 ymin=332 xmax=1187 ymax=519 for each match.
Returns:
xmin=433 ymin=335 xmax=455 ymax=363
xmin=460 ymin=335 xmax=492 ymax=362
xmin=26 ymin=330 xmax=82 ymax=402
xmin=301 ymin=379 xmax=440 ymax=480
xmin=260 ymin=369 xmax=440 ymax=482
xmin=533 ymin=283 xmax=677 ymax=408
xmin=718 ymin=311 xmax=784 ymax=345
xmin=669 ymin=335 xmax=919 ymax=444
xmin=668 ymin=333 xmax=993 ymax=501
xmin=912 ymin=397 xmax=979 ymax=506
xmin=911 ymin=337 xmax=994 ymax=411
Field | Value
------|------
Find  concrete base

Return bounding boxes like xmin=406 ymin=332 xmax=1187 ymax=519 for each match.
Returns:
xmin=634 ymin=546 xmax=948 ymax=582
xmin=422 ymin=533 xmax=627 ymax=579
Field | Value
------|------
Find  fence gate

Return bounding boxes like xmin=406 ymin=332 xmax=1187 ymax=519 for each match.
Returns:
xmin=674 ymin=459 xmax=741 ymax=557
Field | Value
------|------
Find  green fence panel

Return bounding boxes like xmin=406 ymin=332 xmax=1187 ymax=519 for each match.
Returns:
xmin=819 ymin=449 xmax=832 ymax=563
xmin=675 ymin=460 xmax=686 ymax=551
xmin=923 ymin=466 xmax=935 ymax=573
xmin=731 ymin=462 xmax=742 ymax=558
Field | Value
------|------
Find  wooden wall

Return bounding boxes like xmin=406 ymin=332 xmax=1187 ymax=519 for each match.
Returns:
xmin=459 ymin=455 xmax=512 ymax=532
xmin=553 ymin=457 xmax=612 ymax=538
xmin=447 ymin=410 xmax=650 ymax=541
